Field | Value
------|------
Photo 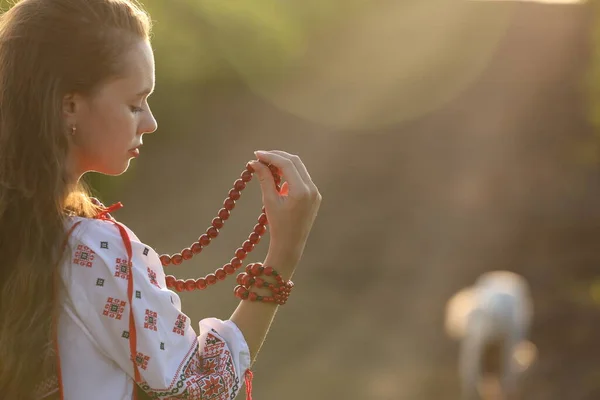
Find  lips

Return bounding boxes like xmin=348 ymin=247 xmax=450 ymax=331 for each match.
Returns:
xmin=129 ymin=145 xmax=141 ymax=157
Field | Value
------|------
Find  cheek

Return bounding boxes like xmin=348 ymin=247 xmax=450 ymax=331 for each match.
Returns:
xmin=77 ymin=107 xmax=132 ymax=159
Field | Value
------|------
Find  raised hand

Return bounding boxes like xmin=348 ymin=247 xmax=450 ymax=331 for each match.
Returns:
xmin=249 ymin=150 xmax=321 ymax=279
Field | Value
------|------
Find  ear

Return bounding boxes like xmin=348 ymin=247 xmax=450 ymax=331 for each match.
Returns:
xmin=62 ymin=92 xmax=81 ymax=127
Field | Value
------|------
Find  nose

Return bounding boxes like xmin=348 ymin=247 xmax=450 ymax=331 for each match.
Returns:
xmin=140 ymin=107 xmax=158 ymax=135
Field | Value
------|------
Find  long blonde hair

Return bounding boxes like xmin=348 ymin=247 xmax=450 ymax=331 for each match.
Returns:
xmin=0 ymin=1 xmax=151 ymax=398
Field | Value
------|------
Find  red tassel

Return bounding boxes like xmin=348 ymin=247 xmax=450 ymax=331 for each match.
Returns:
xmin=244 ymin=369 xmax=253 ymax=400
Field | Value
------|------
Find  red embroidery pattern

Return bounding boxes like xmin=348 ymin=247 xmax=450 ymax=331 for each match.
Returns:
xmin=137 ymin=335 xmax=240 ymax=400
xmin=73 ymin=244 xmax=95 ymax=267
xmin=199 ymin=375 xmax=225 ymax=398
xmin=147 ymin=267 xmax=160 ymax=288
xmin=103 ymin=297 xmax=126 ymax=320
xmin=173 ymin=314 xmax=187 ymax=336
xmin=144 ymin=309 xmax=158 ymax=331
xmin=133 ymin=352 xmax=150 ymax=371
xmin=114 ymin=258 xmax=131 ymax=280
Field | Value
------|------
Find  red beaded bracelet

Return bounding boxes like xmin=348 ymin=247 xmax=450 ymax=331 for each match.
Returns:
xmin=159 ymin=160 xmax=294 ymax=304
xmin=234 ymin=263 xmax=294 ymax=305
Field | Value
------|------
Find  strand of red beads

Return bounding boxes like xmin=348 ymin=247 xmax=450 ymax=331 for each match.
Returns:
xmin=160 ymin=160 xmax=293 ymax=304
xmin=234 ymin=263 xmax=294 ymax=305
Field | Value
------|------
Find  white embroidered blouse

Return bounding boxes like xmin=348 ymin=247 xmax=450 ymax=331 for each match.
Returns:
xmin=55 ymin=216 xmax=251 ymax=399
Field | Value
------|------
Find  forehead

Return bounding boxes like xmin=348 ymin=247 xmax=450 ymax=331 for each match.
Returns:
xmin=101 ymin=39 xmax=155 ymax=96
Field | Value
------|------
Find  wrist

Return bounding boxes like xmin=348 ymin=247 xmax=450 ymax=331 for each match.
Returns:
xmin=264 ymin=245 xmax=302 ymax=280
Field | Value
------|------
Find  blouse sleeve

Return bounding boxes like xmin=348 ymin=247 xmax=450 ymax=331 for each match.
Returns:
xmin=63 ymin=218 xmax=251 ymax=399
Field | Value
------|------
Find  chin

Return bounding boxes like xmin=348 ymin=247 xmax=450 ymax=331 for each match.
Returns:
xmin=99 ymin=161 xmax=132 ymax=177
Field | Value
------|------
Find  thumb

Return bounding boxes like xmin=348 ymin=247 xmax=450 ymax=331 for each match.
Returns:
xmin=251 ymin=161 xmax=278 ymax=203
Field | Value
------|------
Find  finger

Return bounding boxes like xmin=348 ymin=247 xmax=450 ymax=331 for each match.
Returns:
xmin=254 ymin=151 xmax=306 ymax=194
xmin=250 ymin=161 xmax=278 ymax=203
xmin=269 ymin=150 xmax=313 ymax=185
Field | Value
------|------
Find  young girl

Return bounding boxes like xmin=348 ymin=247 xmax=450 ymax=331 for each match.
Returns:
xmin=0 ymin=1 xmax=321 ymax=399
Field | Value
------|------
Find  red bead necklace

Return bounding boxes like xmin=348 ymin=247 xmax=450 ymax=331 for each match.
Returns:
xmin=158 ymin=161 xmax=293 ymax=305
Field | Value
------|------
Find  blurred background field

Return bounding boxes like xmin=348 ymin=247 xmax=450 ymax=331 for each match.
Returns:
xmin=43 ymin=0 xmax=600 ymax=398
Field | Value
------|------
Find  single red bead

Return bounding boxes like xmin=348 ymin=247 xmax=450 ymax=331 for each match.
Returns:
xmin=206 ymin=227 xmax=219 ymax=239
xmin=242 ymin=240 xmax=254 ymax=252
xmin=205 ymin=274 xmax=217 ymax=285
xmin=228 ymin=189 xmax=241 ymax=201
xmin=245 ymin=162 xmax=255 ymax=173
xmin=248 ymin=292 xmax=258 ymax=301
xmin=231 ymin=258 xmax=242 ymax=269
xmin=234 ymin=179 xmax=246 ymax=191
xmin=218 ymin=208 xmax=230 ymax=221
xmin=185 ymin=279 xmax=196 ymax=291
xmin=236 ymin=273 xmax=246 ymax=285
xmin=215 ymin=269 xmax=227 ymax=280
xmin=245 ymin=263 xmax=255 ymax=274
xmin=195 ymin=278 xmax=207 ymax=290
xmin=212 ymin=217 xmax=224 ymax=229
xmin=172 ymin=254 xmax=183 ymax=266
xmin=250 ymin=263 xmax=263 ymax=276
xmin=253 ymin=224 xmax=266 ymax=235
xmin=234 ymin=285 xmax=249 ymax=299
xmin=175 ymin=280 xmax=185 ymax=292
xmin=191 ymin=242 xmax=203 ymax=254
xmin=263 ymin=266 xmax=274 ymax=276
xmin=224 ymin=198 xmax=235 ymax=211
xmin=235 ymin=248 xmax=247 ymax=260
xmin=199 ymin=234 xmax=211 ymax=246
xmin=258 ymin=213 xmax=268 ymax=225
xmin=248 ymin=232 xmax=261 ymax=245
xmin=272 ymin=287 xmax=280 ymax=294
xmin=224 ymin=264 xmax=235 ymax=275
xmin=160 ymin=255 xmax=171 ymax=266
xmin=254 ymin=277 xmax=265 ymax=288
xmin=241 ymin=274 xmax=253 ymax=288
xmin=182 ymin=248 xmax=193 ymax=260
xmin=165 ymin=275 xmax=176 ymax=288
xmin=241 ymin=170 xmax=252 ymax=183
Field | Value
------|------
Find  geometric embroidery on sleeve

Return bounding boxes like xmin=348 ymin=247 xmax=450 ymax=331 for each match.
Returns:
xmin=172 ymin=314 xmax=187 ymax=336
xmin=136 ymin=335 xmax=240 ymax=400
xmin=143 ymin=247 xmax=150 ymax=256
xmin=199 ymin=375 xmax=226 ymax=399
xmin=73 ymin=244 xmax=96 ymax=268
xmin=100 ymin=241 xmax=109 ymax=249
xmin=147 ymin=267 xmax=160 ymax=288
xmin=133 ymin=352 xmax=150 ymax=371
xmin=144 ymin=309 xmax=158 ymax=331
xmin=114 ymin=258 xmax=131 ymax=280
xmin=103 ymin=297 xmax=126 ymax=320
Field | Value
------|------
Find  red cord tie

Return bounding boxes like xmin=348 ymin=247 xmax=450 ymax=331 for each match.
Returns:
xmin=244 ymin=369 xmax=254 ymax=400
xmin=94 ymin=201 xmax=124 ymax=220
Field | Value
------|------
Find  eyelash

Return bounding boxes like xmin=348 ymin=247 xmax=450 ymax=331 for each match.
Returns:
xmin=130 ymin=106 xmax=144 ymax=114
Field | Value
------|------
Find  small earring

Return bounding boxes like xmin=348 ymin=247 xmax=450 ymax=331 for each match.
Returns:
xmin=71 ymin=126 xmax=76 ymax=136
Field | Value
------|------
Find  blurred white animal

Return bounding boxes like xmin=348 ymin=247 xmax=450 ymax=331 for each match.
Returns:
xmin=445 ymin=271 xmax=536 ymax=400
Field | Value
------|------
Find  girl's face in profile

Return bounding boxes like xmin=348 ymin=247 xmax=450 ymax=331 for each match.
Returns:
xmin=65 ymin=39 xmax=158 ymax=180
